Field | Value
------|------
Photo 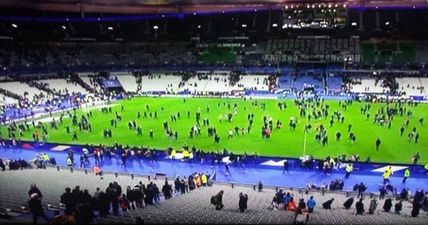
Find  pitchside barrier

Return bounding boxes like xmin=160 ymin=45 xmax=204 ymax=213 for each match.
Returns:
xmin=2 ymin=139 xmax=427 ymax=178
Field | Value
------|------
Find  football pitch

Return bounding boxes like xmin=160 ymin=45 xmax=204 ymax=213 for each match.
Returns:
xmin=3 ymin=97 xmax=427 ymax=164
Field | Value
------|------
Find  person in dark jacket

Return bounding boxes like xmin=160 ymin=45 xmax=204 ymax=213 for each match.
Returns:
xmin=411 ymin=200 xmax=421 ymax=217
xmin=60 ymin=187 xmax=76 ymax=211
xmin=355 ymin=198 xmax=365 ymax=215
xmin=28 ymin=193 xmax=49 ymax=225
xmin=211 ymin=190 xmax=224 ymax=210
xmin=238 ymin=193 xmax=248 ymax=213
xmin=343 ymin=197 xmax=354 ymax=210
xmin=322 ymin=198 xmax=334 ymax=210
xmin=162 ymin=181 xmax=173 ymax=200
xmin=28 ymin=184 xmax=43 ymax=199
xmin=133 ymin=184 xmax=144 ymax=208
xmin=105 ymin=183 xmax=119 ymax=216
xmin=126 ymin=186 xmax=136 ymax=210
xmin=383 ymin=198 xmax=392 ymax=212
xmin=97 ymin=190 xmax=109 ymax=218
xmin=395 ymin=200 xmax=403 ymax=214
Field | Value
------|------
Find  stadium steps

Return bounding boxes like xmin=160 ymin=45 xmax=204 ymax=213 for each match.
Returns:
xmin=0 ymin=168 xmax=427 ymax=224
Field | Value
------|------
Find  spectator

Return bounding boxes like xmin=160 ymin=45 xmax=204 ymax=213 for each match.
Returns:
xmin=383 ymin=198 xmax=392 ymax=212
xmin=211 ymin=190 xmax=224 ymax=210
xmin=97 ymin=189 xmax=109 ymax=218
xmin=394 ymin=200 xmax=402 ymax=214
xmin=28 ymin=193 xmax=49 ymax=225
xmin=238 ymin=193 xmax=248 ymax=213
xmin=93 ymin=165 xmax=102 ymax=176
xmin=28 ymin=184 xmax=43 ymax=199
xmin=106 ymin=183 xmax=119 ymax=216
xmin=343 ymin=197 xmax=354 ymax=210
xmin=287 ymin=197 xmax=297 ymax=211
xmin=356 ymin=198 xmax=365 ymax=215
xmin=119 ymin=194 xmax=130 ymax=212
xmin=126 ymin=186 xmax=136 ymax=211
xmin=357 ymin=182 xmax=366 ymax=199
xmin=162 ymin=181 xmax=173 ymax=200
xmin=293 ymin=205 xmax=309 ymax=225
xmin=60 ymin=187 xmax=75 ymax=211
xmin=368 ymin=198 xmax=378 ymax=214
xmin=411 ymin=200 xmax=421 ymax=217
xmin=269 ymin=196 xmax=280 ymax=211
xmin=306 ymin=196 xmax=316 ymax=213
xmin=322 ymin=198 xmax=334 ymax=210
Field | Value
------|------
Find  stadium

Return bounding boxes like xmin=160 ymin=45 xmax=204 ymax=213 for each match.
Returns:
xmin=0 ymin=0 xmax=427 ymax=224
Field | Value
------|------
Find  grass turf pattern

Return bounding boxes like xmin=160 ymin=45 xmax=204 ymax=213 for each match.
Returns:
xmin=2 ymin=97 xmax=427 ymax=164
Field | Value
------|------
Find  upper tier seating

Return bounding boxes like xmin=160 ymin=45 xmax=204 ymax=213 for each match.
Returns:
xmin=348 ymin=77 xmax=390 ymax=94
xmin=396 ymin=77 xmax=425 ymax=96
xmin=39 ymin=79 xmax=88 ymax=95
xmin=140 ymin=74 xmax=182 ymax=93
xmin=0 ymin=82 xmax=48 ymax=101
xmin=113 ymin=73 xmax=138 ymax=93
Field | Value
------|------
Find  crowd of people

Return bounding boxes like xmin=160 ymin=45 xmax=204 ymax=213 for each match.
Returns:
xmin=25 ymin=170 xmax=212 ymax=225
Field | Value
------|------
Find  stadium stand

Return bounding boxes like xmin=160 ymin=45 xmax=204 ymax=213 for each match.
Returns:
xmin=0 ymin=168 xmax=426 ymax=224
xmin=396 ymin=77 xmax=425 ymax=96
xmin=140 ymin=74 xmax=182 ymax=94
xmin=236 ymin=75 xmax=270 ymax=91
xmin=347 ymin=77 xmax=390 ymax=94
xmin=0 ymin=81 xmax=48 ymax=102
xmin=113 ymin=73 xmax=139 ymax=93
xmin=79 ymin=74 xmax=103 ymax=93
xmin=38 ymin=79 xmax=88 ymax=95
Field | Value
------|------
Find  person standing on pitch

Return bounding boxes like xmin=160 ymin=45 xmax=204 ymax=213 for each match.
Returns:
xmin=283 ymin=160 xmax=289 ymax=174
xmin=402 ymin=168 xmax=410 ymax=183
xmin=383 ymin=166 xmax=393 ymax=184
xmin=375 ymin=138 xmax=381 ymax=151
xmin=345 ymin=163 xmax=353 ymax=179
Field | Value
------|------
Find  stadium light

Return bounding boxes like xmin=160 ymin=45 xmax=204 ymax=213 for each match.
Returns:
xmin=61 ymin=25 xmax=66 ymax=30
xmin=385 ymin=21 xmax=390 ymax=26
xmin=153 ymin=25 xmax=159 ymax=30
xmin=282 ymin=24 xmax=287 ymax=29
xmin=97 ymin=17 xmax=100 ymax=21
xmin=193 ymin=12 xmax=196 ymax=16
xmin=254 ymin=9 xmax=257 ymax=12
xmin=351 ymin=22 xmax=357 ymax=26
xmin=272 ymin=23 xmax=278 ymax=28
xmin=108 ymin=26 xmax=113 ymax=30
xmin=343 ymin=4 xmax=347 ymax=8
xmin=197 ymin=25 xmax=201 ymax=29
xmin=241 ymin=24 xmax=247 ymax=28
xmin=162 ymin=14 xmax=165 ymax=18
xmin=11 ymin=23 xmax=17 ymax=28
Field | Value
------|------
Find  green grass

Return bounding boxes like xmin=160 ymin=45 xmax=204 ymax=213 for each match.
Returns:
xmin=2 ymin=97 xmax=427 ymax=164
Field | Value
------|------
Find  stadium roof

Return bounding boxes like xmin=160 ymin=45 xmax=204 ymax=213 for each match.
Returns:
xmin=0 ymin=0 xmax=427 ymax=14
